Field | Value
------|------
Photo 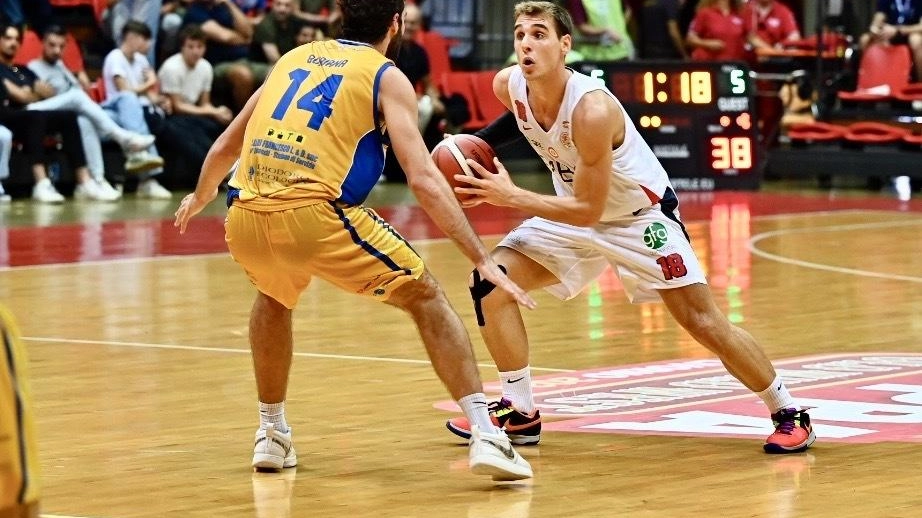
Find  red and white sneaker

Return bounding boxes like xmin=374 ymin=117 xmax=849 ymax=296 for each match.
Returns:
xmin=764 ymin=408 xmax=815 ymax=454
xmin=447 ymin=398 xmax=541 ymax=445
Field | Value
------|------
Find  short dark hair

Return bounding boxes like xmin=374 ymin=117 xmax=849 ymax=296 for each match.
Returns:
xmin=42 ymin=25 xmax=67 ymax=40
xmin=178 ymin=24 xmax=206 ymax=46
xmin=121 ymin=20 xmax=152 ymax=40
xmin=338 ymin=0 xmax=403 ymax=44
xmin=513 ymin=1 xmax=573 ymax=38
xmin=0 ymin=23 xmax=21 ymax=41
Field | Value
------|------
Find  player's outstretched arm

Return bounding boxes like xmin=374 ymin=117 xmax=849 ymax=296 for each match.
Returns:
xmin=174 ymin=86 xmax=264 ymax=234
xmin=379 ymin=66 xmax=535 ymax=309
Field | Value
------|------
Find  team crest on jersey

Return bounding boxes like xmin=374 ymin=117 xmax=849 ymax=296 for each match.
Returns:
xmin=560 ymin=132 xmax=572 ymax=148
xmin=548 ymin=147 xmax=559 ymax=159
xmin=515 ymin=100 xmax=528 ymax=122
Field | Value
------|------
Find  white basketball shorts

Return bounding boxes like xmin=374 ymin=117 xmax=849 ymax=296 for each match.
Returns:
xmin=497 ymin=206 xmax=707 ymax=303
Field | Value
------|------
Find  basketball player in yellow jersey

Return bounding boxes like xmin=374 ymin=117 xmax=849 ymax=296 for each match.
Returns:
xmin=0 ymin=306 xmax=41 ymax=518
xmin=175 ymin=0 xmax=535 ymax=482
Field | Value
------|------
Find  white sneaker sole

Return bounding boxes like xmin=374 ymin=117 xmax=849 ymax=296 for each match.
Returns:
xmin=252 ymin=452 xmax=298 ymax=471
xmin=469 ymin=454 xmax=532 ymax=481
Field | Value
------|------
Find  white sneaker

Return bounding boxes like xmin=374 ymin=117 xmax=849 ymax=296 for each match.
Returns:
xmin=32 ymin=178 xmax=65 ymax=204
xmin=124 ymin=152 xmax=165 ymax=175
xmin=468 ymin=424 xmax=533 ymax=481
xmin=74 ymin=179 xmax=122 ymax=202
xmin=894 ymin=175 xmax=911 ymax=201
xmin=120 ymin=132 xmax=156 ymax=152
xmin=253 ymin=423 xmax=297 ymax=471
xmin=0 ymin=182 xmax=10 ymax=203
xmin=137 ymin=179 xmax=172 ymax=199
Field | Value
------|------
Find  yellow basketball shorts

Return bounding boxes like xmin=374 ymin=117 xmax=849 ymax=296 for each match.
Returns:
xmin=0 ymin=305 xmax=41 ymax=516
xmin=225 ymin=202 xmax=425 ymax=309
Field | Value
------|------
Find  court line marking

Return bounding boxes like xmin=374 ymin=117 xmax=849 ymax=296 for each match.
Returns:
xmin=0 ymin=209 xmax=897 ymax=272
xmin=19 ymin=336 xmax=575 ymax=373
xmin=749 ymin=218 xmax=922 ymax=283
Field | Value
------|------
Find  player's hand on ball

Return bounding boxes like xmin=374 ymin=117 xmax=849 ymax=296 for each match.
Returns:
xmin=454 ymin=157 xmax=517 ymax=208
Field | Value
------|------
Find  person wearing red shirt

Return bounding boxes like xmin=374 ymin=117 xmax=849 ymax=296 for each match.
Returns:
xmin=686 ymin=0 xmax=747 ymax=61
xmin=743 ymin=0 xmax=801 ymax=50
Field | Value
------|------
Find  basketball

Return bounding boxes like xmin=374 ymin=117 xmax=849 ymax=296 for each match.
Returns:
xmin=431 ymin=134 xmax=498 ymax=201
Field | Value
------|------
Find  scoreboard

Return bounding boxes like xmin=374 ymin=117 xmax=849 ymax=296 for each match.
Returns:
xmin=576 ymin=61 xmax=761 ymax=191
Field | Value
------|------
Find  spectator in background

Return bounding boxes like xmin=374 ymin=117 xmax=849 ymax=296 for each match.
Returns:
xmin=251 ymin=0 xmax=300 ymax=64
xmin=566 ymin=0 xmax=635 ymax=62
xmin=109 ymin=0 xmax=163 ymax=66
xmin=862 ymin=0 xmax=922 ymax=81
xmin=294 ymin=21 xmax=320 ymax=45
xmin=160 ymin=0 xmax=195 ymax=61
xmin=421 ymin=0 xmax=477 ymax=68
xmin=232 ymin=0 xmax=267 ymax=21
xmin=27 ymin=25 xmax=163 ymax=193
xmin=158 ymin=25 xmax=232 ymax=178
xmin=293 ymin=0 xmax=340 ymax=37
xmin=102 ymin=20 xmax=173 ymax=199
xmin=743 ymin=0 xmax=801 ymax=50
xmin=183 ymin=0 xmax=267 ymax=112
xmin=686 ymin=0 xmax=747 ymax=61
xmin=0 ymin=0 xmax=56 ymax=35
xmin=639 ymin=0 xmax=689 ymax=59
xmin=1 ymin=23 xmax=156 ymax=202
xmin=0 ymin=124 xmax=10 ymax=202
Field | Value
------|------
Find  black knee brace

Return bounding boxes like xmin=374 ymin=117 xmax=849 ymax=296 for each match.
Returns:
xmin=469 ymin=265 xmax=506 ymax=327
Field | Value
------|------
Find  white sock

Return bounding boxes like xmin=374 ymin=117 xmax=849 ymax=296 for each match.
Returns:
xmin=500 ymin=366 xmax=535 ymax=413
xmin=757 ymin=375 xmax=798 ymax=414
xmin=458 ymin=393 xmax=500 ymax=434
xmin=258 ymin=401 xmax=289 ymax=433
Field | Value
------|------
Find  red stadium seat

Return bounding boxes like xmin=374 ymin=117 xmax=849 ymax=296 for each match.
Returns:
xmin=902 ymin=131 xmax=922 ymax=147
xmin=417 ymin=30 xmax=454 ymax=92
xmin=440 ymin=71 xmax=488 ymax=131
xmin=893 ymin=82 xmax=922 ymax=103
xmin=471 ymin=70 xmax=507 ymax=123
xmin=787 ymin=121 xmax=847 ymax=143
xmin=48 ymin=0 xmax=108 ymax=24
xmin=838 ymin=44 xmax=912 ymax=103
xmin=843 ymin=121 xmax=910 ymax=145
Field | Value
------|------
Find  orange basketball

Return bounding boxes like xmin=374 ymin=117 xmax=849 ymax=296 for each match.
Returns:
xmin=431 ymin=134 xmax=498 ymax=201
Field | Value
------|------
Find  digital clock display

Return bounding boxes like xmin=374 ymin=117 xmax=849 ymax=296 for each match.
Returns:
xmin=580 ymin=61 xmax=759 ymax=190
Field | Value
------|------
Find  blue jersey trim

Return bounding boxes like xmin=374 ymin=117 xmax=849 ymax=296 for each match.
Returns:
xmin=337 ymin=62 xmax=392 ymax=205
xmin=329 ymin=202 xmax=411 ymax=274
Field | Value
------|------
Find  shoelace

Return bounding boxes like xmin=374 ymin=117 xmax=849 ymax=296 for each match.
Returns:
xmin=487 ymin=398 xmax=513 ymax=413
xmin=774 ymin=410 xmax=799 ymax=435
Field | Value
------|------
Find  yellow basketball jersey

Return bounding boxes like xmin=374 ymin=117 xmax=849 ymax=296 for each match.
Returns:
xmin=0 ymin=305 xmax=40 ymax=513
xmin=231 ymin=39 xmax=393 ymax=211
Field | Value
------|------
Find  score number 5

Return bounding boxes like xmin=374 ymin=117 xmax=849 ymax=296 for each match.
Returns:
xmin=710 ymin=137 xmax=752 ymax=170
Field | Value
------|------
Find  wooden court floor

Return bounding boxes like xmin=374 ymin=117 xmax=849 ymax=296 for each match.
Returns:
xmin=2 ymin=182 xmax=922 ymax=517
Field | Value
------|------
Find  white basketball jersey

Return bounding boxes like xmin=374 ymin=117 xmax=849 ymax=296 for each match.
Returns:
xmin=507 ymin=67 xmax=673 ymax=221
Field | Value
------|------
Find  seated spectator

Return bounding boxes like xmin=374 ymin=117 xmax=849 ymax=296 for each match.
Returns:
xmin=0 ymin=78 xmax=105 ymax=203
xmin=0 ymin=23 xmax=151 ymax=202
xmin=638 ymin=0 xmax=688 ymax=60
xmin=0 ymin=124 xmax=10 ymax=202
xmin=862 ymin=0 xmax=922 ymax=81
xmin=158 ymin=25 xmax=232 ymax=178
xmin=102 ymin=20 xmax=173 ymax=199
xmin=251 ymin=0 xmax=301 ymax=64
xmin=421 ymin=0 xmax=477 ymax=68
xmin=294 ymin=22 xmax=321 ymax=46
xmin=743 ymin=0 xmax=801 ymax=50
xmin=686 ymin=0 xmax=748 ymax=62
xmin=292 ymin=0 xmax=340 ymax=37
xmin=183 ymin=0 xmax=268 ymax=112
xmin=566 ymin=0 xmax=635 ymax=62
xmin=26 ymin=26 xmax=163 ymax=188
xmin=109 ymin=0 xmax=164 ymax=67
xmin=382 ymin=3 xmax=470 ymax=182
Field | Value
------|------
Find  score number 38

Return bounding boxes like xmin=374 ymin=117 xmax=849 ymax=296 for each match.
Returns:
xmin=710 ymin=136 xmax=752 ymax=170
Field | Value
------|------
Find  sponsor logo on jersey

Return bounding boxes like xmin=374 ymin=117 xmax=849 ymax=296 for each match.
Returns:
xmin=643 ymin=222 xmax=669 ymax=249
xmin=515 ymin=100 xmax=528 ymax=122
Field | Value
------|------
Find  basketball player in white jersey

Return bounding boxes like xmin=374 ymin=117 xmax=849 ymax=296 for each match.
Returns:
xmin=445 ymin=1 xmax=815 ymax=454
